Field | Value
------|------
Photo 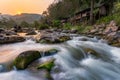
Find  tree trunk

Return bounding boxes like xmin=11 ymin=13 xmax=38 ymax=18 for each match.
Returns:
xmin=90 ymin=0 xmax=94 ymax=25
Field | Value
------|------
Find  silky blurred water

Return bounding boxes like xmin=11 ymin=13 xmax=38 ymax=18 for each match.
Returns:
xmin=0 ymin=36 xmax=120 ymax=80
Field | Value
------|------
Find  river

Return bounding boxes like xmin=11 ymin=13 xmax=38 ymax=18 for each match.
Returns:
xmin=0 ymin=36 xmax=120 ymax=80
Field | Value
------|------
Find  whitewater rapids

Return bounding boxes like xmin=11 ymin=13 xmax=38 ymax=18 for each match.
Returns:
xmin=0 ymin=36 xmax=120 ymax=80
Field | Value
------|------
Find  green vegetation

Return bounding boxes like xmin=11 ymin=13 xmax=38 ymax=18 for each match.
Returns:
xmin=62 ymin=23 xmax=92 ymax=33
xmin=97 ymin=2 xmax=120 ymax=25
xmin=96 ymin=13 xmax=120 ymax=25
xmin=0 ymin=18 xmax=16 ymax=28
xmin=37 ymin=59 xmax=55 ymax=71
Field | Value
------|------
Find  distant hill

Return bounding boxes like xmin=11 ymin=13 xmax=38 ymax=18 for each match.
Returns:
xmin=0 ymin=13 xmax=42 ymax=23
xmin=0 ymin=14 xmax=11 ymax=20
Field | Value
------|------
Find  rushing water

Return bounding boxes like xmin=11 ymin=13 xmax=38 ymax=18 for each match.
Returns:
xmin=0 ymin=36 xmax=120 ymax=80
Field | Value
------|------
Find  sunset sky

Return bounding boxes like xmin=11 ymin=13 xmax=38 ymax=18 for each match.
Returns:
xmin=0 ymin=0 xmax=54 ymax=15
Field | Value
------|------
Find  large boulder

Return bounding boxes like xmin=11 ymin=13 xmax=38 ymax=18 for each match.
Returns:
xmin=14 ymin=51 xmax=41 ymax=70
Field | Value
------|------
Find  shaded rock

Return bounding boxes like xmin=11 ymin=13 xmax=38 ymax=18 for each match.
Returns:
xmin=39 ymin=35 xmax=71 ymax=44
xmin=70 ymin=29 xmax=78 ymax=33
xmin=5 ymin=31 xmax=17 ymax=36
xmin=13 ymin=25 xmax=22 ymax=32
xmin=14 ymin=51 xmax=41 ymax=70
xmin=79 ymin=37 xmax=88 ymax=41
xmin=26 ymin=30 xmax=37 ymax=35
xmin=0 ymin=28 xmax=5 ymax=33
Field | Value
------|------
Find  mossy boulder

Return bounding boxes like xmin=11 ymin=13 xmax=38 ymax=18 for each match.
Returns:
xmin=37 ymin=59 xmax=55 ymax=71
xmin=14 ymin=51 xmax=41 ymax=70
xmin=39 ymin=35 xmax=71 ymax=44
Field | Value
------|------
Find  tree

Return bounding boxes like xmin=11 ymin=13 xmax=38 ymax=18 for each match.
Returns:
xmin=34 ymin=21 xmax=40 ymax=28
xmin=90 ymin=0 xmax=94 ymax=25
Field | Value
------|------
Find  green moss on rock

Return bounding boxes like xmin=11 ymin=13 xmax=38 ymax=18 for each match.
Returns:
xmin=37 ymin=59 xmax=55 ymax=71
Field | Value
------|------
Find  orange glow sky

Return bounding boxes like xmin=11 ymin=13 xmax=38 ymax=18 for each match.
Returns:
xmin=0 ymin=0 xmax=54 ymax=15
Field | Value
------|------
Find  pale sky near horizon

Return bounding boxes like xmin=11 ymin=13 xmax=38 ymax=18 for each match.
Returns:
xmin=0 ymin=0 xmax=54 ymax=15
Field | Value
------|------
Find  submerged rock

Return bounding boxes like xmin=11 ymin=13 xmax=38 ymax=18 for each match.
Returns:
xmin=84 ymin=48 xmax=99 ymax=58
xmin=14 ymin=51 xmax=41 ymax=70
xmin=43 ymin=49 xmax=58 ymax=57
xmin=37 ymin=59 xmax=55 ymax=71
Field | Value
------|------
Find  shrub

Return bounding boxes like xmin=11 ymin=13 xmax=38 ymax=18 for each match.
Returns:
xmin=38 ymin=23 xmax=49 ymax=30
xmin=52 ymin=20 xmax=61 ymax=28
xmin=62 ymin=23 xmax=72 ymax=30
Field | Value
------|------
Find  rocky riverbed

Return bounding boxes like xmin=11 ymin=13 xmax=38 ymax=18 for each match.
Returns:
xmin=1 ymin=20 xmax=120 ymax=46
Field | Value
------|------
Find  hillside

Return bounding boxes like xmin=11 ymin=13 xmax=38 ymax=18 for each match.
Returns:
xmin=0 ymin=13 xmax=42 ymax=23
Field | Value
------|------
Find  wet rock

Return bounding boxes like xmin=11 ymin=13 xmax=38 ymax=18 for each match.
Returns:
xmin=0 ymin=35 xmax=25 ymax=44
xmin=14 ymin=51 xmax=41 ymax=70
xmin=26 ymin=30 xmax=37 ymax=35
xmin=0 ymin=65 xmax=4 ymax=72
xmin=37 ymin=59 xmax=55 ymax=71
xmin=62 ymin=30 xmax=70 ymax=33
xmin=43 ymin=49 xmax=58 ymax=57
xmin=70 ymin=29 xmax=78 ymax=33
xmin=39 ymin=34 xmax=71 ymax=44
xmin=79 ymin=37 xmax=88 ymax=41
xmin=84 ymin=48 xmax=99 ymax=58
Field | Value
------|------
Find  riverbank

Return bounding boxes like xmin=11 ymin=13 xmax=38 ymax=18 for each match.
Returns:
xmin=1 ymin=21 xmax=120 ymax=47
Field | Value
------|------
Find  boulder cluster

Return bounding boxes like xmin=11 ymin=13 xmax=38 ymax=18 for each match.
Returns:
xmin=87 ymin=21 xmax=120 ymax=47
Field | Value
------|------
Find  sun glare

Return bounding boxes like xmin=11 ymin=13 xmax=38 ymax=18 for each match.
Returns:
xmin=17 ymin=11 xmax=22 ymax=15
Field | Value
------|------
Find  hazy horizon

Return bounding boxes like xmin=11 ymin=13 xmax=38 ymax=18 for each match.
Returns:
xmin=0 ymin=0 xmax=54 ymax=15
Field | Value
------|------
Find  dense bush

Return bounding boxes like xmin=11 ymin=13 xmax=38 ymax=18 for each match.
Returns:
xmin=51 ymin=20 xmax=61 ymax=28
xmin=38 ymin=23 xmax=49 ymax=30
xmin=62 ymin=23 xmax=73 ymax=30
xmin=96 ymin=12 xmax=120 ymax=25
